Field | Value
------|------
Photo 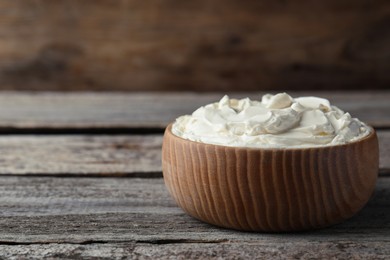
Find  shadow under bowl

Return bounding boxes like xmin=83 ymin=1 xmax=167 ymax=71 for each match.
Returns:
xmin=162 ymin=124 xmax=379 ymax=232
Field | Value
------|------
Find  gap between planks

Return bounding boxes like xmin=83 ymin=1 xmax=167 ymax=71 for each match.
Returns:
xmin=0 ymin=127 xmax=165 ymax=135
xmin=0 ymin=126 xmax=389 ymax=135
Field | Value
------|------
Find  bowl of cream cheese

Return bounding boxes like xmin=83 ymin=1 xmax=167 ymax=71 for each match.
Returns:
xmin=162 ymin=93 xmax=378 ymax=232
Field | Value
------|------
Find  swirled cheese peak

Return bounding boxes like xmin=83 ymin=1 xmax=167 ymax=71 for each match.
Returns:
xmin=172 ymin=93 xmax=370 ymax=148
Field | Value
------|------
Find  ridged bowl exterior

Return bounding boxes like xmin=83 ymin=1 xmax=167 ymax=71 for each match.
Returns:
xmin=162 ymin=124 xmax=379 ymax=232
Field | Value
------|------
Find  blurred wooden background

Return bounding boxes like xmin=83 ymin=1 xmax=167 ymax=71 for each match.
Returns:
xmin=0 ymin=0 xmax=389 ymax=92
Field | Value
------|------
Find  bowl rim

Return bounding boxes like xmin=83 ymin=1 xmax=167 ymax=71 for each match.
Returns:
xmin=165 ymin=123 xmax=377 ymax=151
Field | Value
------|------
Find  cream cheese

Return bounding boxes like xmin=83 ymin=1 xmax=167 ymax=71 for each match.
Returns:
xmin=172 ymin=93 xmax=370 ymax=148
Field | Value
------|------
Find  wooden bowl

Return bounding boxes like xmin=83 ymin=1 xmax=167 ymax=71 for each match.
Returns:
xmin=162 ymin=124 xmax=379 ymax=232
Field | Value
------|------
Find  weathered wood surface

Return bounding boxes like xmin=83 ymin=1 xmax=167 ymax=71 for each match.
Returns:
xmin=0 ymin=135 xmax=162 ymax=176
xmin=0 ymin=241 xmax=389 ymax=259
xmin=0 ymin=130 xmax=388 ymax=176
xmin=0 ymin=91 xmax=388 ymax=129
xmin=0 ymin=91 xmax=387 ymax=258
xmin=0 ymin=177 xmax=389 ymax=241
xmin=0 ymin=1 xmax=389 ymax=92
xmin=0 ymin=176 xmax=388 ymax=259
xmin=379 ymin=131 xmax=390 ymax=174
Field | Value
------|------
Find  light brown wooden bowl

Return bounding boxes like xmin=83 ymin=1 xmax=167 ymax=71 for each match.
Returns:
xmin=162 ymin=124 xmax=379 ymax=232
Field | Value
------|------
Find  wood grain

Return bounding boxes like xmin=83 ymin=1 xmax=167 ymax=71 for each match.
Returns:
xmin=0 ymin=91 xmax=387 ymax=258
xmin=163 ymin=126 xmax=379 ymax=231
xmin=0 ymin=135 xmax=162 ymax=176
xmin=378 ymin=130 xmax=390 ymax=174
xmin=0 ymin=241 xmax=389 ymax=259
xmin=0 ymin=177 xmax=388 ymax=243
xmin=0 ymin=91 xmax=388 ymax=129
xmin=0 ymin=1 xmax=389 ymax=91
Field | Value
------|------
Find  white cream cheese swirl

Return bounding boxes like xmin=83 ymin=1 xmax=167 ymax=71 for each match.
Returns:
xmin=172 ymin=93 xmax=370 ymax=148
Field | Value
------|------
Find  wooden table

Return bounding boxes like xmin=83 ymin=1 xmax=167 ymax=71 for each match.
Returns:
xmin=0 ymin=91 xmax=389 ymax=259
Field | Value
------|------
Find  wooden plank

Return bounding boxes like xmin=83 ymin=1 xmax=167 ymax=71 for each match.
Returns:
xmin=0 ymin=1 xmax=389 ymax=92
xmin=378 ymin=130 xmax=390 ymax=175
xmin=0 ymin=129 xmax=387 ymax=176
xmin=0 ymin=130 xmax=388 ymax=176
xmin=0 ymin=177 xmax=388 ymax=244
xmin=0 ymin=241 xmax=389 ymax=259
xmin=0 ymin=135 xmax=162 ymax=176
xmin=0 ymin=91 xmax=388 ymax=129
